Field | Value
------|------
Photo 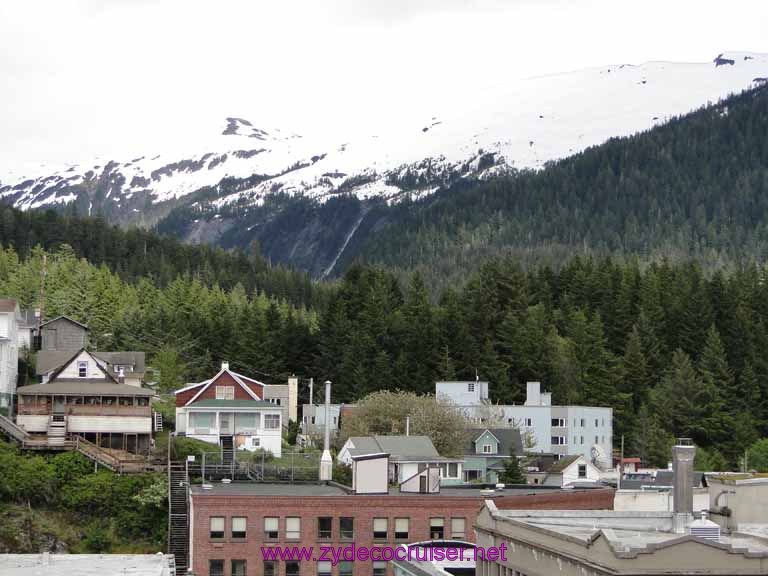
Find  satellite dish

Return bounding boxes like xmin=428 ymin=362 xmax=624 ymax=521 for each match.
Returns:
xmin=590 ymin=444 xmax=611 ymax=471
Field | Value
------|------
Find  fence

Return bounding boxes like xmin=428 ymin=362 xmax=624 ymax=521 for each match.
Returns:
xmin=185 ymin=448 xmax=321 ymax=483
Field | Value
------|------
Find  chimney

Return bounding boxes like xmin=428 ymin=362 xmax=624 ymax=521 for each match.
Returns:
xmin=221 ymin=361 xmax=230 ymax=371
xmin=672 ymin=438 xmax=696 ymax=533
xmin=288 ymin=376 xmax=298 ymax=423
xmin=406 ymin=416 xmax=410 ymax=436
xmin=118 ymin=367 xmax=125 ymax=385
xmin=319 ymin=380 xmax=333 ymax=481
xmin=524 ymin=382 xmax=542 ymax=406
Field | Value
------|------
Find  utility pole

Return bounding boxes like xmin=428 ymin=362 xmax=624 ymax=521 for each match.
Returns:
xmin=618 ymin=434 xmax=625 ymax=490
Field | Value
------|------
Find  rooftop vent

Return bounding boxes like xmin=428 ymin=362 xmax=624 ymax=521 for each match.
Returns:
xmin=689 ymin=512 xmax=721 ymax=541
xmin=480 ymin=489 xmax=495 ymax=496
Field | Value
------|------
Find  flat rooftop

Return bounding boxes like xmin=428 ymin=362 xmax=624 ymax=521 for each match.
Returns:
xmin=0 ymin=554 xmax=174 ymax=576
xmin=490 ymin=509 xmax=768 ymax=557
xmin=190 ymin=482 xmax=594 ymax=498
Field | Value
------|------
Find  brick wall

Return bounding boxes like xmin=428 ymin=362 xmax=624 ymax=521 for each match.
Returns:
xmin=190 ymin=488 xmax=614 ymax=576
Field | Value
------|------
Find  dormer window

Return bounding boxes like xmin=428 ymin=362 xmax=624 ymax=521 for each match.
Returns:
xmin=78 ymin=361 xmax=88 ymax=378
xmin=482 ymin=444 xmax=493 ymax=454
xmin=216 ymin=386 xmax=235 ymax=400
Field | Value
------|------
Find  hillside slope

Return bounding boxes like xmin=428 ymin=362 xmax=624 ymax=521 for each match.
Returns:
xmin=1 ymin=53 xmax=767 ymax=278
xmin=358 ymin=84 xmax=768 ymax=286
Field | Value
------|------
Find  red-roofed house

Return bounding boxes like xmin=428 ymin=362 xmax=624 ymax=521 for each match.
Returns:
xmin=175 ymin=362 xmax=283 ymax=457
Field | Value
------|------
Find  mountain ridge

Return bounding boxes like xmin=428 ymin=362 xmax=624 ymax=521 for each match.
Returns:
xmin=1 ymin=52 xmax=767 ymax=278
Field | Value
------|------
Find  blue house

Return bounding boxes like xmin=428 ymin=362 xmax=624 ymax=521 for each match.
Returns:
xmin=462 ymin=428 xmax=524 ymax=483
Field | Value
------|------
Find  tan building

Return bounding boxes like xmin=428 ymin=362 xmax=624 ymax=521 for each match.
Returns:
xmin=475 ymin=440 xmax=768 ymax=575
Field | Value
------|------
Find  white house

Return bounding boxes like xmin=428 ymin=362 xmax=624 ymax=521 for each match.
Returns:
xmin=15 ymin=348 xmax=154 ymax=453
xmin=524 ymin=454 xmax=602 ymax=487
xmin=0 ymin=299 xmax=21 ymax=416
xmin=436 ymin=380 xmax=613 ymax=463
xmin=338 ymin=435 xmax=463 ymax=485
xmin=175 ymin=363 xmax=284 ymax=457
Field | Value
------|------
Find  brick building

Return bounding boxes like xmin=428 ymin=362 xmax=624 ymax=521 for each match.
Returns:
xmin=188 ymin=483 xmax=614 ymax=576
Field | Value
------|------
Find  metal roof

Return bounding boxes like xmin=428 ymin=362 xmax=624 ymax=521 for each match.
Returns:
xmin=187 ymin=399 xmax=275 ymax=408
xmin=466 ymin=428 xmax=524 ymax=456
xmin=16 ymin=380 xmax=154 ymax=396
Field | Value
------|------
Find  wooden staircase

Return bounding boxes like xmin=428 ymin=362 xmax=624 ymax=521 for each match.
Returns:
xmin=168 ymin=463 xmax=190 ymax=574
xmin=47 ymin=414 xmax=67 ymax=446
xmin=0 ymin=413 xmax=29 ymax=443
xmin=220 ymin=435 xmax=234 ymax=465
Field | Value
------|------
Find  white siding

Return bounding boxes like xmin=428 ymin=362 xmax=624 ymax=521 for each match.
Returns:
xmin=67 ymin=416 xmax=152 ymax=433
xmin=57 ymin=351 xmax=109 ymax=380
xmin=16 ymin=415 xmax=48 ymax=432
xmin=561 ymin=458 xmax=601 ymax=485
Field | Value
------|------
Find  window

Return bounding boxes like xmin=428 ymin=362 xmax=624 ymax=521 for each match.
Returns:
xmin=333 ymin=417 xmax=338 ymax=425
xmin=236 ymin=412 xmax=259 ymax=430
xmin=524 ymin=418 xmax=532 ymax=427
xmin=602 ymin=418 xmax=605 ymax=427
xmin=448 ymin=463 xmax=458 ymax=478
xmin=317 ymin=561 xmax=332 ymax=576
xmin=373 ymin=561 xmax=387 ymax=576
xmin=395 ymin=518 xmax=409 ymax=540
xmin=286 ymin=517 xmax=301 ymax=540
xmin=232 ymin=517 xmax=247 ymax=539
xmin=595 ymin=419 xmax=599 ymax=427
xmin=264 ymin=561 xmax=277 ymax=576
xmin=78 ymin=361 xmax=88 ymax=378
xmin=580 ymin=436 xmax=584 ymax=445
xmin=468 ymin=382 xmax=475 ymax=392
xmin=578 ymin=464 xmax=587 ymax=478
xmin=580 ymin=418 xmax=586 ymax=427
xmin=451 ymin=518 xmax=466 ymax=540
xmin=318 ymin=517 xmax=332 ymax=539
xmin=209 ymin=560 xmax=224 ymax=576
xmin=340 ymin=517 xmax=354 ymax=540
xmin=311 ymin=416 xmax=316 ymax=424
xmin=430 ymin=518 xmax=444 ymax=539
xmin=232 ymin=560 xmax=247 ymax=576
xmin=595 ymin=436 xmax=599 ymax=444
xmin=464 ymin=469 xmax=481 ymax=482
xmin=373 ymin=518 xmax=388 ymax=540
xmin=265 ymin=414 xmax=281 ymax=430
xmin=551 ymin=418 xmax=566 ymax=427
xmin=210 ymin=516 xmax=225 ymax=539
xmin=264 ymin=517 xmax=279 ymax=540
xmin=286 ymin=562 xmax=301 ymax=576
xmin=216 ymin=386 xmax=235 ymax=400
xmin=551 ymin=436 xmax=567 ymax=445
xmin=190 ymin=412 xmax=215 ymax=432
xmin=339 ymin=561 xmax=353 ymax=576
xmin=482 ymin=443 xmax=493 ymax=454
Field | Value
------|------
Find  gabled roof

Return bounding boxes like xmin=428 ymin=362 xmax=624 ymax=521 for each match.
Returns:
xmin=547 ymin=454 xmax=583 ymax=473
xmin=35 ymin=350 xmax=74 ymax=375
xmin=93 ymin=351 xmax=146 ymax=373
xmin=39 ymin=315 xmax=88 ymax=329
xmin=466 ymin=428 xmax=524 ymax=456
xmin=346 ymin=435 xmax=453 ymax=462
xmin=178 ymin=366 xmax=265 ymax=406
xmin=47 ymin=348 xmax=117 ymax=383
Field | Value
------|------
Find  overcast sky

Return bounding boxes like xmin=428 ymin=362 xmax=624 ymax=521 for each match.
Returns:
xmin=2 ymin=0 xmax=767 ymax=166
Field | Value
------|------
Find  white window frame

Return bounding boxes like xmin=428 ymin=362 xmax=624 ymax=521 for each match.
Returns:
xmin=216 ymin=386 xmax=235 ymax=400
xmin=264 ymin=414 xmax=281 ymax=430
xmin=77 ymin=361 xmax=88 ymax=378
xmin=451 ymin=517 xmax=466 ymax=539
xmin=482 ymin=444 xmax=493 ymax=454
xmin=286 ymin=517 xmax=301 ymax=540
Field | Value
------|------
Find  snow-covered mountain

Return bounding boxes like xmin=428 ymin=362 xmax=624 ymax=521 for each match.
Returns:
xmin=2 ymin=52 xmax=766 ymax=224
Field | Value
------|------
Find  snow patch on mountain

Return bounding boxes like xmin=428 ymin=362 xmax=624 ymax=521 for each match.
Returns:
xmin=1 ymin=52 xmax=767 ymax=216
